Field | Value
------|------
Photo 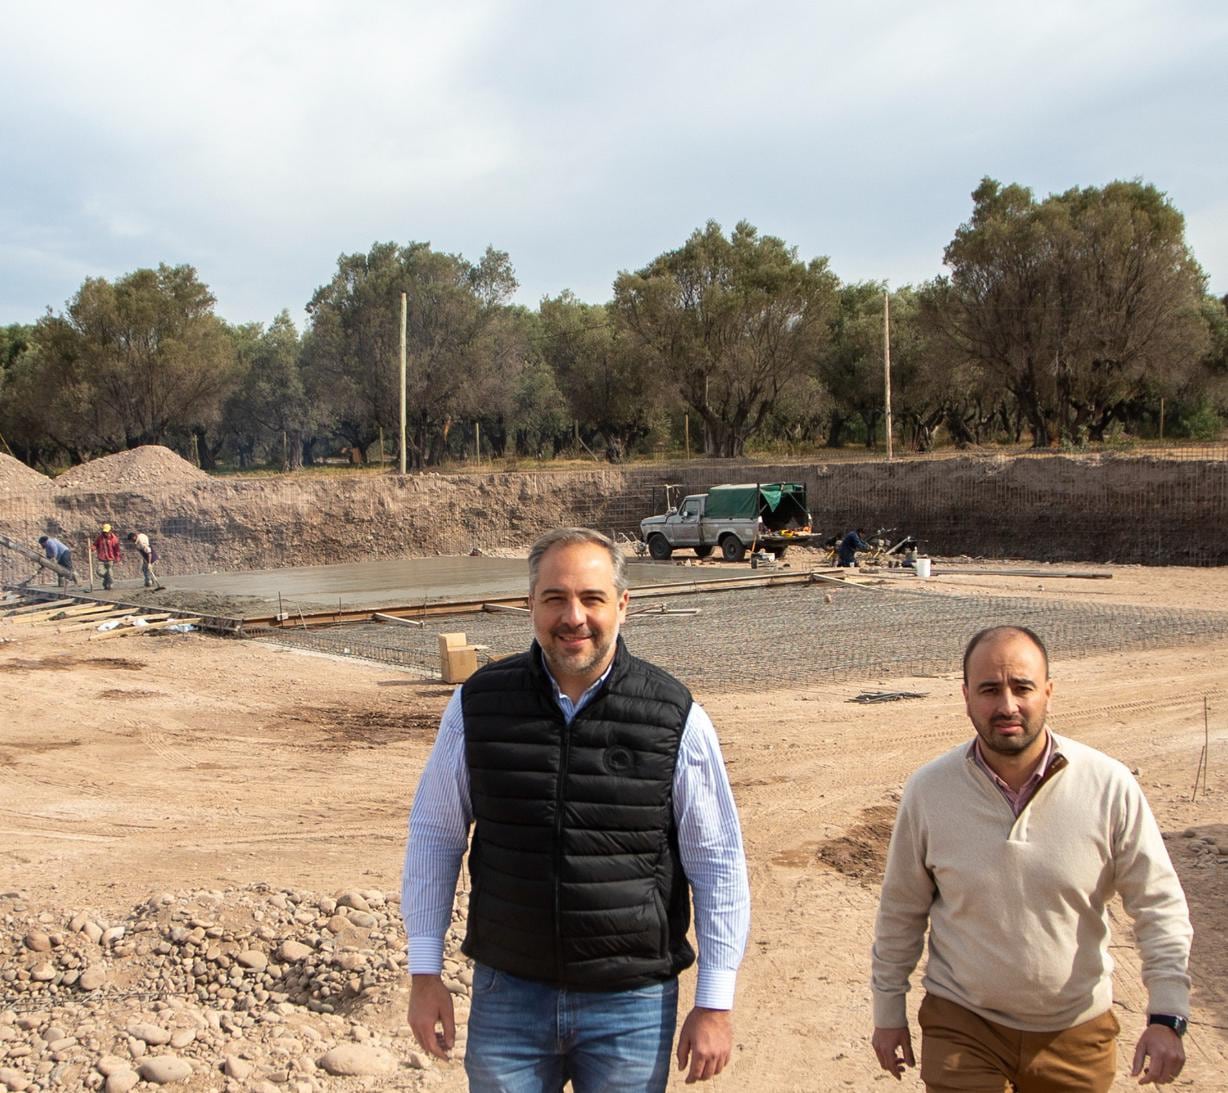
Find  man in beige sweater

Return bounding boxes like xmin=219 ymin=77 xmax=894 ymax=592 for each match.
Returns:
xmin=871 ymin=625 xmax=1192 ymax=1090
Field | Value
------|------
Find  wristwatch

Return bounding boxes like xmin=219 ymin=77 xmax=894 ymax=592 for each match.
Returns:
xmin=1147 ymin=1014 xmax=1188 ymax=1037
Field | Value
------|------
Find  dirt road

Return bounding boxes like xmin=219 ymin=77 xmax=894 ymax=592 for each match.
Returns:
xmin=1 ymin=564 xmax=1225 ymax=1090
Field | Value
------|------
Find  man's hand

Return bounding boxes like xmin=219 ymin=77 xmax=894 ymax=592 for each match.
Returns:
xmin=675 ymin=1006 xmax=733 ymax=1083
xmin=872 ymin=1025 xmax=916 ymax=1080
xmin=407 ymin=973 xmax=455 ymax=1060
xmin=1131 ymin=1025 xmax=1185 ymax=1085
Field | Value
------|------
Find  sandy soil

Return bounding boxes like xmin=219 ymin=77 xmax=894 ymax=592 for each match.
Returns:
xmin=1 ymin=563 xmax=1226 ymax=1090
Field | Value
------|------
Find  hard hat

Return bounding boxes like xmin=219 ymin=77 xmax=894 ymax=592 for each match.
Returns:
xmin=102 ymin=523 xmax=111 ymax=532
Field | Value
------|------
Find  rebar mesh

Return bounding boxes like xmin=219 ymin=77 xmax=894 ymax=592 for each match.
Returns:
xmin=255 ymin=585 xmax=1228 ymax=691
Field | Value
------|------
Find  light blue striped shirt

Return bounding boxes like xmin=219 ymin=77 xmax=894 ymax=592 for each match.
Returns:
xmin=401 ymin=664 xmax=750 ymax=1010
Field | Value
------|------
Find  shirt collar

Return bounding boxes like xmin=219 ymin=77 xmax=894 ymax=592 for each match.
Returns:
xmin=969 ymin=728 xmax=1058 ymax=791
xmin=543 ymin=659 xmax=616 ymax=724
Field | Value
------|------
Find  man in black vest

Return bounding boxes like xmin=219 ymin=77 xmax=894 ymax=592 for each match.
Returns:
xmin=403 ymin=527 xmax=750 ymax=1091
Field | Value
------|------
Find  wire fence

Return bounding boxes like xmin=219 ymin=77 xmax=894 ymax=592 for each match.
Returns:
xmin=255 ymin=583 xmax=1228 ymax=692
xmin=1 ymin=448 xmax=1226 ymax=588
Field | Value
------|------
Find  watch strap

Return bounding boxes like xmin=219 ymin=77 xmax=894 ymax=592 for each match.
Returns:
xmin=1147 ymin=1014 xmax=1188 ymax=1036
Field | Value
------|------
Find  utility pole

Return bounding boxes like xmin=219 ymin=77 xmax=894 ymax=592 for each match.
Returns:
xmin=399 ymin=292 xmax=408 ymax=475
xmin=883 ymin=290 xmax=894 ymax=462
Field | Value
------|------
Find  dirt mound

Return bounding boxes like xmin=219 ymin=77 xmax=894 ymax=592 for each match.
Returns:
xmin=815 ymin=804 xmax=897 ymax=883
xmin=0 ymin=452 xmax=52 ymax=493
xmin=55 ymin=445 xmax=209 ymax=490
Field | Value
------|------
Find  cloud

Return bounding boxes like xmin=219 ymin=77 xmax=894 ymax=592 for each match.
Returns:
xmin=0 ymin=0 xmax=1224 ymax=322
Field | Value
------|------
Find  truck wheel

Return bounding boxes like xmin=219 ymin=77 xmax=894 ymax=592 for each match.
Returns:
xmin=694 ymin=545 xmax=713 ymax=559
xmin=720 ymin=536 xmax=745 ymax=562
xmin=647 ymin=535 xmax=673 ymax=561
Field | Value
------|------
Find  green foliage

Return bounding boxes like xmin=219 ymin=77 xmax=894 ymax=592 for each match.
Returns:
xmin=13 ymin=265 xmax=238 ymax=462
xmin=538 ymin=292 xmax=664 ymax=461
xmin=613 ymin=220 xmax=838 ymax=457
xmin=215 ymin=312 xmax=311 ymax=469
xmin=302 ymin=241 xmax=521 ymax=467
xmin=926 ymin=178 xmax=1209 ymax=448
xmin=1173 ymin=399 xmax=1223 ymax=441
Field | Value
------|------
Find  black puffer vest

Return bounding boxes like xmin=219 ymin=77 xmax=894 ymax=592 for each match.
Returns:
xmin=460 ymin=638 xmax=695 ymax=990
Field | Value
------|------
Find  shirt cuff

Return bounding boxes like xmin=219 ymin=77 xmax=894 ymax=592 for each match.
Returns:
xmin=873 ymin=991 xmax=909 ymax=1029
xmin=694 ymin=967 xmax=737 ymax=1010
xmin=407 ymin=936 xmax=445 ymax=975
xmin=1146 ymin=979 xmax=1191 ymax=1020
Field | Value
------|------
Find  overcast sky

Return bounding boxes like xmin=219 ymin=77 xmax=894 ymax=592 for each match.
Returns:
xmin=3 ymin=0 xmax=1225 ymax=329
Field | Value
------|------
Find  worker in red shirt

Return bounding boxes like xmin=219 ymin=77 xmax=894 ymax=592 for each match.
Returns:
xmin=92 ymin=522 xmax=123 ymax=591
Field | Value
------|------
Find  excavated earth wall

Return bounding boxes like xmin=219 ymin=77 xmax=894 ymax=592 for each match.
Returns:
xmin=0 ymin=454 xmax=1224 ymax=581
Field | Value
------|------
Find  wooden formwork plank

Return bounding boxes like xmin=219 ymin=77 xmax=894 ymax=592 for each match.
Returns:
xmin=56 ymin=609 xmax=134 ymax=631
xmin=1 ymin=597 xmax=79 ymax=617
xmin=7 ymin=602 xmax=118 ymax=625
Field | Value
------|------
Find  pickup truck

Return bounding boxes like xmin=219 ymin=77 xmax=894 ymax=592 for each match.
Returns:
xmin=639 ymin=482 xmax=817 ymax=562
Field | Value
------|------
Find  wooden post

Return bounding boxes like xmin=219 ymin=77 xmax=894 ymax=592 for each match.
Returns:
xmin=399 ymin=292 xmax=408 ymax=475
xmin=378 ymin=426 xmax=385 ymax=469
xmin=883 ymin=290 xmax=893 ymax=462
xmin=1159 ymin=398 xmax=1165 ymax=441
xmin=475 ymin=421 xmax=481 ymax=463
xmin=684 ymin=413 xmax=690 ymax=459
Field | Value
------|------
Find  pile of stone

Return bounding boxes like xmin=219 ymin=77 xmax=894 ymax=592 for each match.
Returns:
xmin=0 ymin=454 xmax=52 ymax=495
xmin=1181 ymin=827 xmax=1228 ymax=868
xmin=0 ymin=884 xmax=471 ymax=1091
xmin=54 ymin=447 xmax=209 ymax=491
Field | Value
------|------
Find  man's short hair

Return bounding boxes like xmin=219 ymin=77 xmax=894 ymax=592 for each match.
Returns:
xmin=528 ymin=528 xmax=628 ymax=596
xmin=38 ymin=535 xmax=47 ymax=544
xmin=963 ymin=625 xmax=1050 ymax=682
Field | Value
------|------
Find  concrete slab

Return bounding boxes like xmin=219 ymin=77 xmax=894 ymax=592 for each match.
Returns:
xmin=83 ymin=556 xmax=764 ymax=619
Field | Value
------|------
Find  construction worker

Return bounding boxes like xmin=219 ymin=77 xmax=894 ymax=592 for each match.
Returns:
xmin=126 ymin=531 xmax=162 ymax=590
xmin=92 ymin=523 xmax=123 ymax=591
xmin=837 ymin=528 xmax=870 ymax=567
xmin=37 ymin=535 xmax=76 ymax=587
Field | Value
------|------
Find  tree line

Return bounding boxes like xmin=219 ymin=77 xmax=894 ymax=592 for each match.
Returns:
xmin=2 ymin=177 xmax=1225 ymax=473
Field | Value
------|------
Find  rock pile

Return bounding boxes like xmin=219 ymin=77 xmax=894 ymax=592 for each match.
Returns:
xmin=1181 ymin=828 xmax=1228 ymax=868
xmin=0 ymin=883 xmax=470 ymax=1090
xmin=54 ymin=447 xmax=209 ymax=491
xmin=0 ymin=454 xmax=52 ymax=495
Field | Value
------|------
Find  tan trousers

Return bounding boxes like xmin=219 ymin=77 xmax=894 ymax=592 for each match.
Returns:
xmin=918 ymin=993 xmax=1119 ymax=1093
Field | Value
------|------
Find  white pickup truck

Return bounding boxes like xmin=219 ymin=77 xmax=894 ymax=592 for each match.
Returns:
xmin=639 ymin=482 xmax=817 ymax=562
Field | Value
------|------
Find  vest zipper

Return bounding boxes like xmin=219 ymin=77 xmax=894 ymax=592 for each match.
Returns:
xmin=553 ymin=710 xmax=571 ymax=979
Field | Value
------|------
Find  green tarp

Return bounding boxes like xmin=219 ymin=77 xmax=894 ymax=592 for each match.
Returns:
xmin=704 ymin=483 xmax=806 ymax=521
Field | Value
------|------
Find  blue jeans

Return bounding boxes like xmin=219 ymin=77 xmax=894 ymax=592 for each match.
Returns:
xmin=464 ymin=963 xmax=678 ymax=1093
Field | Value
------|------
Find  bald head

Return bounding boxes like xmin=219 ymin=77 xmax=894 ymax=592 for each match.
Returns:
xmin=962 ymin=626 xmax=1049 ymax=683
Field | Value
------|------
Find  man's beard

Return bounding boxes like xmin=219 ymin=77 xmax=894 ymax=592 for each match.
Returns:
xmin=542 ymin=628 xmax=615 ymax=680
xmin=975 ymin=714 xmax=1045 ymax=756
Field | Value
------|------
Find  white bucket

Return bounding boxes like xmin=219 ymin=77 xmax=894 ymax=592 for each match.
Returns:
xmin=915 ymin=556 xmax=932 ymax=579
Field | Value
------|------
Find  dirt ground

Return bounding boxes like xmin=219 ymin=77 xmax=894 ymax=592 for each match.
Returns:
xmin=1 ymin=561 xmax=1226 ymax=1091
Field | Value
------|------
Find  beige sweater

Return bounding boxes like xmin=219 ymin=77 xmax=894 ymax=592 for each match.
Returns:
xmin=871 ymin=732 xmax=1191 ymax=1031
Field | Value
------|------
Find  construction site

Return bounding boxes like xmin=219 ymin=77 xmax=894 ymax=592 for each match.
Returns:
xmin=1 ymin=444 xmax=1226 ymax=1091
